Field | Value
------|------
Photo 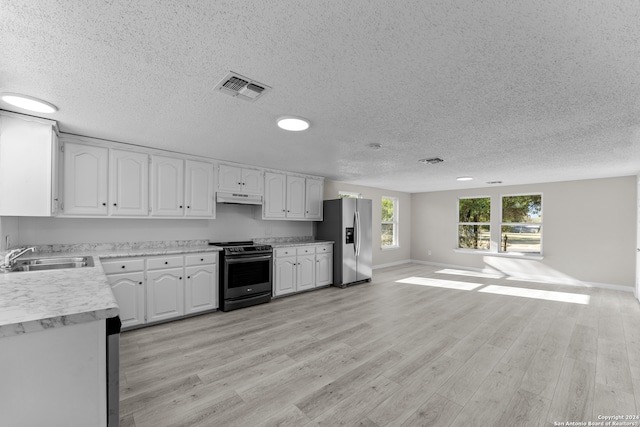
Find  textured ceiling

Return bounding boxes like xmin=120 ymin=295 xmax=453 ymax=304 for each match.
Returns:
xmin=2 ymin=1 xmax=640 ymax=193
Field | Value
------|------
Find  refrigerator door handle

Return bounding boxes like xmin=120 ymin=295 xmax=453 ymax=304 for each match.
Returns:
xmin=355 ymin=211 xmax=361 ymax=257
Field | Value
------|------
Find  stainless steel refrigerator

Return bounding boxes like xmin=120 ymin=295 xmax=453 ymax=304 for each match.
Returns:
xmin=315 ymin=198 xmax=372 ymax=287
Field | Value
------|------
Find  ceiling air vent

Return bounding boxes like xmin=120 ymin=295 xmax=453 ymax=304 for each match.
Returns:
xmin=418 ymin=157 xmax=444 ymax=165
xmin=214 ymin=71 xmax=271 ymax=102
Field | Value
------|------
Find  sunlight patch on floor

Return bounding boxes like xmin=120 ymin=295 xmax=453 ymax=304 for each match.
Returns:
xmin=478 ymin=284 xmax=590 ymax=305
xmin=395 ymin=277 xmax=484 ymax=291
xmin=435 ymin=268 xmax=504 ymax=279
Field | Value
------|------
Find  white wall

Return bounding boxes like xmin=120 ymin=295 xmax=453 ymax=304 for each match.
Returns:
xmin=11 ymin=204 xmax=312 ymax=246
xmin=411 ymin=176 xmax=637 ymax=289
xmin=323 ymin=180 xmax=411 ymax=268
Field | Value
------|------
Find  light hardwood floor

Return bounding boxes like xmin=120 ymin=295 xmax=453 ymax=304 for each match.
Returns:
xmin=119 ymin=263 xmax=640 ymax=426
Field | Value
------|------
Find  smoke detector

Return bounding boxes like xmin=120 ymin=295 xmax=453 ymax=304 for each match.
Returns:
xmin=418 ymin=157 xmax=444 ymax=165
xmin=214 ymin=71 xmax=271 ymax=102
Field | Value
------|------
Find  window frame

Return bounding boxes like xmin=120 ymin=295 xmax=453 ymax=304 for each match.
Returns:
xmin=499 ymin=193 xmax=543 ymax=255
xmin=457 ymin=196 xmax=491 ymax=251
xmin=381 ymin=196 xmax=399 ymax=249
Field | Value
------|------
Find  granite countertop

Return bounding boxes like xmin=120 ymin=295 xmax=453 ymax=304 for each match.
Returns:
xmin=268 ymin=240 xmax=334 ymax=248
xmin=0 ymin=256 xmax=118 ymax=338
xmin=0 ymin=243 xmax=222 ymax=338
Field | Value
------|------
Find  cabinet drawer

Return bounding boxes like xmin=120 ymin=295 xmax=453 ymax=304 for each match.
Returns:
xmin=147 ymin=256 xmax=184 ymax=270
xmin=275 ymin=247 xmax=296 ymax=257
xmin=101 ymin=258 xmax=145 ymax=274
xmin=316 ymin=244 xmax=333 ymax=254
xmin=185 ymin=253 xmax=217 ymax=266
xmin=296 ymin=246 xmax=316 ymax=256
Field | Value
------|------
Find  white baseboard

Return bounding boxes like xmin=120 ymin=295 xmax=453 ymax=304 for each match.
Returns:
xmin=373 ymin=259 xmax=412 ymax=270
xmin=408 ymin=259 xmax=635 ymax=293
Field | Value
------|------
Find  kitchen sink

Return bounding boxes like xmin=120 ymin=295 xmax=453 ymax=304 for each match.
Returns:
xmin=7 ymin=256 xmax=94 ymax=272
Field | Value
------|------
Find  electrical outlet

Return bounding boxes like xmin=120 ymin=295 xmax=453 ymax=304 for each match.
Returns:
xmin=427 ymin=250 xmax=432 ymax=256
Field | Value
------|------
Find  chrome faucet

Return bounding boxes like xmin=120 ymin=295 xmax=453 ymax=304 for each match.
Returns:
xmin=3 ymin=247 xmax=35 ymax=269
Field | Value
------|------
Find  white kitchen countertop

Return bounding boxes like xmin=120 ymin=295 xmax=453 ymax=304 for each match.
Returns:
xmin=0 ymin=244 xmax=222 ymax=338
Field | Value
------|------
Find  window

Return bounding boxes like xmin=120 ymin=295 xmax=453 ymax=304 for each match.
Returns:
xmin=458 ymin=197 xmax=490 ymax=250
xmin=339 ymin=191 xmax=361 ymax=198
xmin=381 ymin=196 xmax=398 ymax=248
xmin=501 ymin=194 xmax=542 ymax=254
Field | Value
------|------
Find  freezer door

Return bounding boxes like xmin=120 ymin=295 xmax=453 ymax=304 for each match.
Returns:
xmin=356 ymin=198 xmax=373 ymax=281
xmin=342 ymin=197 xmax=358 ymax=285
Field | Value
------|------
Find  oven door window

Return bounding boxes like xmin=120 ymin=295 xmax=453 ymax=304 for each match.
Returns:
xmin=226 ymin=257 xmax=271 ymax=289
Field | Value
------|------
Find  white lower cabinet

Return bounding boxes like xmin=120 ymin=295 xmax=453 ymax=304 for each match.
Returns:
xmin=102 ymin=258 xmax=145 ymax=329
xmin=273 ymin=244 xmax=333 ymax=297
xmin=103 ymin=252 xmax=218 ymax=330
xmin=147 ymin=266 xmax=184 ymax=322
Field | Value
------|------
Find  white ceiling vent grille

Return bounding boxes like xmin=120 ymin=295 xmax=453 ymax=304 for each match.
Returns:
xmin=214 ymin=71 xmax=271 ymax=102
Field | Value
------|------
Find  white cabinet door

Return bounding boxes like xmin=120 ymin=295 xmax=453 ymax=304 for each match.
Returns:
xmin=305 ymin=178 xmax=323 ymax=220
xmin=185 ymin=264 xmax=217 ymax=314
xmin=315 ymin=252 xmax=333 ymax=287
xmin=62 ymin=142 xmax=109 ymax=215
xmin=242 ymin=168 xmax=263 ymax=194
xmin=297 ymin=254 xmax=316 ymax=291
xmin=263 ymin=172 xmax=287 ymax=218
xmin=151 ymin=155 xmax=184 ymax=217
xmin=218 ymin=164 xmax=243 ymax=192
xmin=185 ymin=160 xmax=214 ymax=218
xmin=147 ymin=268 xmax=184 ymax=322
xmin=0 ymin=112 xmax=59 ymax=216
xmin=106 ymin=272 xmax=145 ymax=328
xmin=286 ymin=175 xmax=306 ymax=219
xmin=109 ymin=149 xmax=149 ymax=216
xmin=274 ymin=257 xmax=297 ymax=296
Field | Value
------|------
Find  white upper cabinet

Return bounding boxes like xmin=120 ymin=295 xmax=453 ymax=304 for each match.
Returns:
xmin=109 ymin=149 xmax=149 ymax=216
xmin=263 ymin=172 xmax=287 ymax=218
xmin=151 ymin=155 xmax=185 ymax=217
xmin=305 ymin=177 xmax=323 ymax=220
xmin=286 ymin=176 xmax=306 ymax=219
xmin=62 ymin=142 xmax=109 ymax=216
xmin=218 ymin=164 xmax=263 ymax=195
xmin=263 ymin=172 xmax=324 ymax=221
xmin=0 ymin=112 xmax=59 ymax=216
xmin=185 ymin=160 xmax=215 ymax=218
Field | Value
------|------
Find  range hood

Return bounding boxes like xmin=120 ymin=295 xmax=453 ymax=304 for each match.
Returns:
xmin=216 ymin=191 xmax=263 ymax=205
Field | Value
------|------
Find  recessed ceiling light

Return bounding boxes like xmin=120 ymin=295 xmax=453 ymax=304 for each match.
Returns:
xmin=457 ymin=176 xmax=473 ymax=181
xmin=486 ymin=181 xmax=503 ymax=184
xmin=368 ymin=143 xmax=382 ymax=150
xmin=0 ymin=93 xmax=58 ymax=114
xmin=277 ymin=116 xmax=310 ymax=131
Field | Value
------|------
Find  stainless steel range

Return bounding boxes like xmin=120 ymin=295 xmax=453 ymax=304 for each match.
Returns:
xmin=210 ymin=241 xmax=273 ymax=312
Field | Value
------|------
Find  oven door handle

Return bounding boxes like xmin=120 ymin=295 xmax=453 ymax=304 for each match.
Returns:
xmin=225 ymin=254 xmax=273 ymax=263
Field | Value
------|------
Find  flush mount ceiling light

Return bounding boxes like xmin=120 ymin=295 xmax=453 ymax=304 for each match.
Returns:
xmin=0 ymin=93 xmax=58 ymax=114
xmin=277 ymin=116 xmax=310 ymax=132
xmin=456 ymin=176 xmax=474 ymax=181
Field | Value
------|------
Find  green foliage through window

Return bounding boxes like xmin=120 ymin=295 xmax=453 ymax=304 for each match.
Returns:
xmin=458 ymin=197 xmax=490 ymax=250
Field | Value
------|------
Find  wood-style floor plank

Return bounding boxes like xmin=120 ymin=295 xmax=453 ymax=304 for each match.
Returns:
xmin=119 ymin=263 xmax=640 ymax=426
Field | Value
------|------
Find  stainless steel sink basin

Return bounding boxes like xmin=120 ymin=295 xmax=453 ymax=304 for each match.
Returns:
xmin=7 ymin=256 xmax=94 ymax=272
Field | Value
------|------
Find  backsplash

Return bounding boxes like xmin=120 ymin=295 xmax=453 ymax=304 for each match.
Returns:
xmin=22 ymin=239 xmax=211 ymax=254
xmin=253 ymin=236 xmax=315 ymax=244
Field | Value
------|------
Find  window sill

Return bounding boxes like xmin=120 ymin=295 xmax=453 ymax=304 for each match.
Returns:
xmin=381 ymin=245 xmax=400 ymax=251
xmin=454 ymin=249 xmax=543 ymax=260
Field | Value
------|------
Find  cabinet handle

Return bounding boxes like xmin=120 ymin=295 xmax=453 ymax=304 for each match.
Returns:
xmin=200 ymin=258 xmax=204 ymax=261
xmin=179 ymin=205 xmax=183 ymax=209
xmin=113 ymin=203 xmax=117 ymax=206
xmin=165 ymin=261 xmax=168 ymax=265
xmin=102 ymin=203 xmax=106 ymax=206
xmin=121 ymin=265 xmax=125 ymax=269
xmin=237 ymin=182 xmax=242 ymax=185
xmin=187 ymin=206 xmax=190 ymax=209
xmin=138 ymin=282 xmax=142 ymax=285
xmin=187 ymin=276 xmax=191 ymax=279
xmin=179 ymin=277 xmax=182 ymax=280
